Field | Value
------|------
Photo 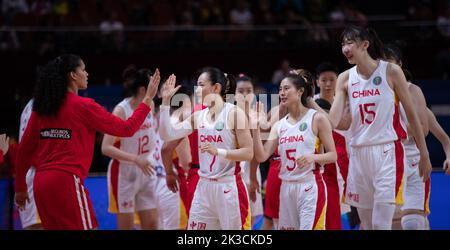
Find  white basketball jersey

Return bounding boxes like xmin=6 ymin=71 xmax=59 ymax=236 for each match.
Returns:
xmin=347 ymin=60 xmax=399 ymax=146
xmin=277 ymin=109 xmax=320 ymax=181
xmin=19 ymin=99 xmax=34 ymax=142
xmin=197 ymin=103 xmax=239 ymax=179
xmin=116 ymin=98 xmax=156 ymax=165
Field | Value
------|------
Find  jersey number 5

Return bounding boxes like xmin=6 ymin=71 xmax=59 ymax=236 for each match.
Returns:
xmin=285 ymin=149 xmax=297 ymax=171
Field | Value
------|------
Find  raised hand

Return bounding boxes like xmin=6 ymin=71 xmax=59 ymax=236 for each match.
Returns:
xmin=0 ymin=134 xmax=9 ymax=155
xmin=160 ymin=74 xmax=180 ymax=106
xmin=146 ymin=68 xmax=161 ymax=99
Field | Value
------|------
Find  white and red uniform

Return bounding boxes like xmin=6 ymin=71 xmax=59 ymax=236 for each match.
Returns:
xmin=345 ymin=60 xmax=405 ymax=209
xmin=277 ymin=109 xmax=327 ymax=230
xmin=18 ymin=99 xmax=41 ymax=229
xmin=240 ymin=160 xmax=263 ymax=219
xmin=399 ymin=103 xmax=431 ymax=214
xmin=187 ymin=103 xmax=251 ymax=230
xmin=150 ymin=132 xmax=188 ymax=230
xmin=107 ymin=98 xmax=157 ymax=214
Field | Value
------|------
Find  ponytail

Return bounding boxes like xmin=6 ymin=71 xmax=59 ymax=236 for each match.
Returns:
xmin=286 ymin=69 xmax=314 ymax=106
xmin=222 ymin=73 xmax=236 ymax=100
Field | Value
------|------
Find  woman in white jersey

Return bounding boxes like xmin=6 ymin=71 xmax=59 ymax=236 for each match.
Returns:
xmin=234 ymin=74 xmax=264 ymax=228
xmin=316 ymin=26 xmax=432 ymax=230
xmin=101 ymin=67 xmax=158 ymax=230
xmin=159 ymin=67 xmax=254 ymax=230
xmin=252 ymin=72 xmax=337 ymax=230
xmin=384 ymin=44 xmax=450 ymax=230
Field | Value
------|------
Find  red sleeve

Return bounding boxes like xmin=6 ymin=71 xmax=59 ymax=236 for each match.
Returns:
xmin=81 ymin=98 xmax=151 ymax=137
xmin=15 ymin=112 xmax=39 ymax=193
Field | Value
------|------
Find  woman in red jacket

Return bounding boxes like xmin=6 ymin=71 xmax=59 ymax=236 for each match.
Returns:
xmin=14 ymin=54 xmax=161 ymax=230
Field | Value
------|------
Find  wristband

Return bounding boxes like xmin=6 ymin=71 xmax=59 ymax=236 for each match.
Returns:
xmin=217 ymin=148 xmax=228 ymax=158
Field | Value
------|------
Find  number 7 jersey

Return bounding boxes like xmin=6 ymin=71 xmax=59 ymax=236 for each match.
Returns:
xmin=347 ymin=60 xmax=400 ymax=147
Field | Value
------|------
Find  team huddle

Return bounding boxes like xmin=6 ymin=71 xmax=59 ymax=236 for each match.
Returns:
xmin=13 ymin=26 xmax=450 ymax=230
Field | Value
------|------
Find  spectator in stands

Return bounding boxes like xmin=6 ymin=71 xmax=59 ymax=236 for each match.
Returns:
xmin=437 ymin=5 xmax=450 ymax=39
xmin=99 ymin=11 xmax=124 ymax=51
xmin=230 ymin=0 xmax=253 ymax=25
xmin=1 ymin=0 xmax=29 ymax=25
xmin=272 ymin=59 xmax=293 ymax=85
xmin=198 ymin=0 xmax=225 ymax=25
xmin=30 ymin=0 xmax=52 ymax=16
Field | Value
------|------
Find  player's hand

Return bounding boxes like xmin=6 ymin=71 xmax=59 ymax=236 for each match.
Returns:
xmin=200 ymin=143 xmax=218 ymax=156
xmin=0 ymin=134 xmax=9 ymax=155
xmin=166 ymin=172 xmax=179 ymax=193
xmin=160 ymin=74 xmax=180 ymax=106
xmin=134 ymin=155 xmax=155 ymax=176
xmin=296 ymin=154 xmax=315 ymax=168
xmin=443 ymin=158 xmax=450 ymax=175
xmin=418 ymin=153 xmax=432 ymax=182
xmin=248 ymin=177 xmax=260 ymax=202
xmin=146 ymin=68 xmax=161 ymax=99
xmin=15 ymin=192 xmax=29 ymax=211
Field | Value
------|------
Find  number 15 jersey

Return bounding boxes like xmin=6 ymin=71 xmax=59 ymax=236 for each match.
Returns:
xmin=347 ymin=60 xmax=400 ymax=147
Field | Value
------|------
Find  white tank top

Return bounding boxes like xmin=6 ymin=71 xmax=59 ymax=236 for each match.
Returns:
xmin=197 ymin=103 xmax=239 ymax=178
xmin=277 ymin=109 xmax=320 ymax=181
xmin=347 ymin=60 xmax=398 ymax=146
xmin=116 ymin=98 xmax=156 ymax=165
xmin=19 ymin=99 xmax=34 ymax=142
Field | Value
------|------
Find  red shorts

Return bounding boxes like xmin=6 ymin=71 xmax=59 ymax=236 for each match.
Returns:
xmin=264 ymin=159 xmax=281 ymax=219
xmin=34 ymin=170 xmax=97 ymax=230
xmin=322 ymin=163 xmax=342 ymax=230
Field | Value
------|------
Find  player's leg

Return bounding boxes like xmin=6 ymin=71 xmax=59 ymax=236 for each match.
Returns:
xmin=299 ymin=174 xmax=327 ymax=230
xmin=218 ymin=175 xmax=251 ymax=230
xmin=278 ymin=182 xmax=300 ymax=230
xmin=136 ymin=176 xmax=158 ymax=230
xmin=187 ymin=178 xmax=220 ymax=230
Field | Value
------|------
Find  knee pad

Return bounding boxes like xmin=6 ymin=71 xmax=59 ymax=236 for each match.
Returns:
xmin=401 ymin=214 xmax=426 ymax=230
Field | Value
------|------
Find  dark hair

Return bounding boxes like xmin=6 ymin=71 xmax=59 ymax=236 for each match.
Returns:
xmin=122 ymin=67 xmax=152 ymax=97
xmin=341 ymin=26 xmax=385 ymax=60
xmin=383 ymin=44 xmax=403 ymax=65
xmin=284 ymin=70 xmax=313 ymax=106
xmin=236 ymin=73 xmax=254 ymax=87
xmin=33 ymin=54 xmax=82 ymax=116
xmin=383 ymin=44 xmax=413 ymax=81
xmin=200 ymin=67 xmax=236 ymax=99
xmin=315 ymin=98 xmax=332 ymax=111
xmin=315 ymin=62 xmax=339 ymax=77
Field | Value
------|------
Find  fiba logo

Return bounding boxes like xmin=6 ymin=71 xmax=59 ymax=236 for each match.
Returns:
xmin=299 ymin=122 xmax=307 ymax=132
xmin=373 ymin=76 xmax=382 ymax=86
xmin=215 ymin=121 xmax=225 ymax=131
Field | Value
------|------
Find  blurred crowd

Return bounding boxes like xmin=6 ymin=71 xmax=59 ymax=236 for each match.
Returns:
xmin=0 ymin=0 xmax=449 ymax=53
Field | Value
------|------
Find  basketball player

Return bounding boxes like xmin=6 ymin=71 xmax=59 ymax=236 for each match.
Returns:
xmin=252 ymin=73 xmax=337 ymax=230
xmin=384 ymin=44 xmax=450 ymax=230
xmin=314 ymin=26 xmax=432 ymax=230
xmin=102 ymin=67 xmax=159 ymax=230
xmin=14 ymin=54 xmax=161 ymax=230
xmin=234 ymin=74 xmax=264 ymax=228
xmin=16 ymin=99 xmax=42 ymax=230
xmin=159 ymin=68 xmax=254 ymax=230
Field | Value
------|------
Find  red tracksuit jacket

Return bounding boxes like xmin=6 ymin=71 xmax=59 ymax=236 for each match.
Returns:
xmin=15 ymin=92 xmax=151 ymax=192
